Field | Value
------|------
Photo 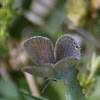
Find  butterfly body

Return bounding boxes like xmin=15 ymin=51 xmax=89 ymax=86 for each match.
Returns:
xmin=22 ymin=34 xmax=81 ymax=81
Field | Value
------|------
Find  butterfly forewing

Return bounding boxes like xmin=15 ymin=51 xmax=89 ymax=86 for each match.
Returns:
xmin=54 ymin=34 xmax=81 ymax=62
xmin=23 ymin=36 xmax=55 ymax=66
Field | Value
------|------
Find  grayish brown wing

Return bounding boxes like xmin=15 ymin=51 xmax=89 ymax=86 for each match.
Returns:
xmin=54 ymin=34 xmax=81 ymax=62
xmin=54 ymin=57 xmax=79 ymax=80
xmin=23 ymin=36 xmax=55 ymax=65
xmin=22 ymin=64 xmax=55 ymax=78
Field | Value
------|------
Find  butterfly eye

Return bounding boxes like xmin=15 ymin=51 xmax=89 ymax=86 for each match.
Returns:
xmin=53 ymin=79 xmax=57 ymax=82
xmin=75 ymin=45 xmax=78 ymax=50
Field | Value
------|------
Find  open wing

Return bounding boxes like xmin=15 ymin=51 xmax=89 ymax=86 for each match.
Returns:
xmin=23 ymin=36 xmax=55 ymax=65
xmin=54 ymin=57 xmax=79 ymax=79
xmin=22 ymin=64 xmax=55 ymax=78
xmin=54 ymin=34 xmax=81 ymax=62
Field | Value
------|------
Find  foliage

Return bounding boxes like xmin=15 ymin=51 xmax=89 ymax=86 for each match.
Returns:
xmin=0 ymin=0 xmax=100 ymax=100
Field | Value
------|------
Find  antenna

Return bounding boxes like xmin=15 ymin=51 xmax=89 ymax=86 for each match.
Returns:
xmin=38 ymin=78 xmax=52 ymax=86
xmin=41 ymin=79 xmax=52 ymax=95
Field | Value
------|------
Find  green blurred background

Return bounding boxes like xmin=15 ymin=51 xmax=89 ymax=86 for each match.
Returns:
xmin=0 ymin=0 xmax=100 ymax=100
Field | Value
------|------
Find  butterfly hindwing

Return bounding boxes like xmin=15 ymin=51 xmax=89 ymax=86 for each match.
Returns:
xmin=22 ymin=64 xmax=55 ymax=78
xmin=54 ymin=57 xmax=79 ymax=79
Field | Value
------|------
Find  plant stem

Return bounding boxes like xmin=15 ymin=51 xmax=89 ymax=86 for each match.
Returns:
xmin=65 ymin=69 xmax=87 ymax=100
xmin=24 ymin=72 xmax=40 ymax=97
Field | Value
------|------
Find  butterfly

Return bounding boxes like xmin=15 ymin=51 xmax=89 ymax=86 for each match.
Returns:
xmin=22 ymin=34 xmax=81 ymax=82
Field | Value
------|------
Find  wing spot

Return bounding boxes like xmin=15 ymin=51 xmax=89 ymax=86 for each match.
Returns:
xmin=75 ymin=46 xmax=78 ymax=50
xmin=72 ymin=41 xmax=76 ymax=46
xmin=73 ymin=44 xmax=75 ymax=46
xmin=72 ymin=58 xmax=78 ymax=61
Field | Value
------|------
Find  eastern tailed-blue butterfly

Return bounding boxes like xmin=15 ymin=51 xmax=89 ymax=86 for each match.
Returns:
xmin=22 ymin=34 xmax=81 ymax=82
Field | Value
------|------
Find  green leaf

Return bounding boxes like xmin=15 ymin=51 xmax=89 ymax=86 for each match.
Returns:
xmin=88 ymin=77 xmax=100 ymax=100
xmin=20 ymin=90 xmax=48 ymax=100
xmin=0 ymin=79 xmax=19 ymax=99
xmin=65 ymin=69 xmax=87 ymax=100
xmin=0 ymin=78 xmax=47 ymax=100
xmin=0 ymin=43 xmax=8 ymax=56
